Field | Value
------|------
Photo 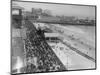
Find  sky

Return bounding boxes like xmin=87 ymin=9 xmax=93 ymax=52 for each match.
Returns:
xmin=12 ymin=1 xmax=95 ymax=19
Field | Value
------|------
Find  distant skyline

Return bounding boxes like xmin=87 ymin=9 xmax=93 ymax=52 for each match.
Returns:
xmin=12 ymin=1 xmax=95 ymax=19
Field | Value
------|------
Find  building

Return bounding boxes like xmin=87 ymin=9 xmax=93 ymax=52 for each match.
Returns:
xmin=12 ymin=5 xmax=24 ymax=28
xmin=44 ymin=33 xmax=60 ymax=43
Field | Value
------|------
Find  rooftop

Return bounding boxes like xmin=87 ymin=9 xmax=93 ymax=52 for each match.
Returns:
xmin=44 ymin=33 xmax=60 ymax=37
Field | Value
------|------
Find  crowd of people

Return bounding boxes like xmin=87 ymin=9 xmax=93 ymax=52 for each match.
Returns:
xmin=23 ymin=20 xmax=66 ymax=73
